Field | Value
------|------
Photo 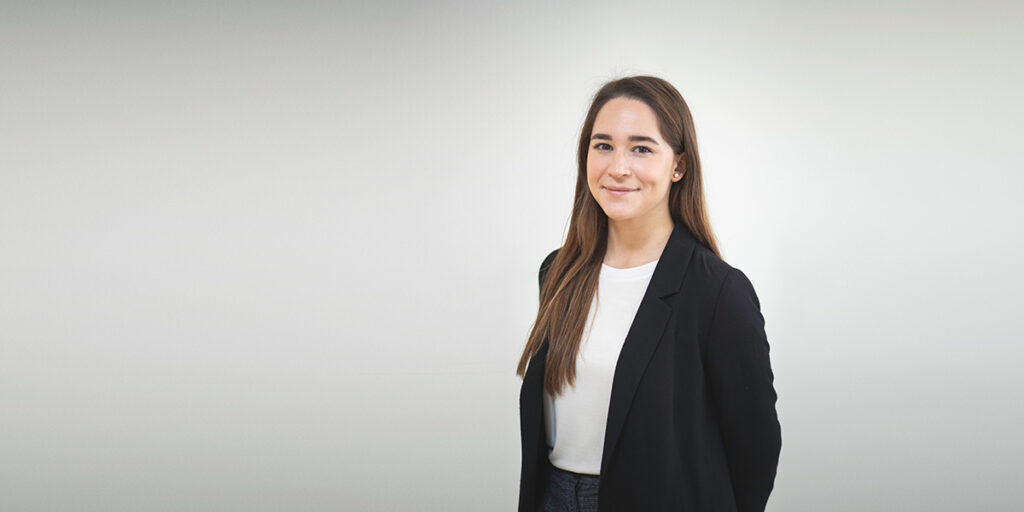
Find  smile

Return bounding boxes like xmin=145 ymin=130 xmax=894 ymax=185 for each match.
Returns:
xmin=604 ymin=187 xmax=636 ymax=196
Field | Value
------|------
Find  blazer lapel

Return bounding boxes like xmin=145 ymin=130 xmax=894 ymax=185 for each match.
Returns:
xmin=599 ymin=221 xmax=697 ymax=476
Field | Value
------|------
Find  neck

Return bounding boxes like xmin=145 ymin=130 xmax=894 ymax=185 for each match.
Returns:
xmin=604 ymin=214 xmax=674 ymax=268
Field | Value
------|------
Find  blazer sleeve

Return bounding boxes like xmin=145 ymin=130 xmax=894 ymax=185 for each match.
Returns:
xmin=704 ymin=267 xmax=782 ymax=512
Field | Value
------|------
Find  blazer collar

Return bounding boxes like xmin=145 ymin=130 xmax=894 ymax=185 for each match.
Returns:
xmin=522 ymin=220 xmax=698 ymax=476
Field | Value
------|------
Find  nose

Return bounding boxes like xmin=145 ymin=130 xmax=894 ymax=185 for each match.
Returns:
xmin=609 ymin=149 xmax=631 ymax=177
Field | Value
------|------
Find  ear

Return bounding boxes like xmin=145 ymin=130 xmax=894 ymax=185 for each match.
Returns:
xmin=673 ymin=153 xmax=686 ymax=181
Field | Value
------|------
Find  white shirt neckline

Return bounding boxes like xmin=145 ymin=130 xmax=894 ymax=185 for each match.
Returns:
xmin=600 ymin=259 xmax=659 ymax=282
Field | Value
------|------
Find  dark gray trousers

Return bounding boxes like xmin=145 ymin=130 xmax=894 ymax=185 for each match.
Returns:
xmin=539 ymin=465 xmax=600 ymax=512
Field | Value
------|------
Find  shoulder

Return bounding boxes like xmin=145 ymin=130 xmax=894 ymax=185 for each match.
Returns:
xmin=686 ymin=241 xmax=736 ymax=288
xmin=681 ymin=242 xmax=761 ymax=313
xmin=689 ymin=244 xmax=759 ymax=311
xmin=538 ymin=248 xmax=561 ymax=289
xmin=540 ymin=248 xmax=560 ymax=272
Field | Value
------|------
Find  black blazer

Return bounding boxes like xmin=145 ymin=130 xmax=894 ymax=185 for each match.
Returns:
xmin=518 ymin=221 xmax=782 ymax=512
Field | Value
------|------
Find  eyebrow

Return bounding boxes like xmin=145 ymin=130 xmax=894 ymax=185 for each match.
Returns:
xmin=590 ymin=133 xmax=660 ymax=145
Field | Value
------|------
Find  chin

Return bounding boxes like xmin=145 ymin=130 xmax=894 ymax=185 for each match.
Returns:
xmin=602 ymin=210 xmax=636 ymax=221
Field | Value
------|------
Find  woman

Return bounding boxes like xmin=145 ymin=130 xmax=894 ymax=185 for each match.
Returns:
xmin=516 ymin=76 xmax=782 ymax=512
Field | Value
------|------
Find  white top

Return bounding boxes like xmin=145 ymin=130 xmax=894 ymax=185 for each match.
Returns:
xmin=543 ymin=258 xmax=659 ymax=475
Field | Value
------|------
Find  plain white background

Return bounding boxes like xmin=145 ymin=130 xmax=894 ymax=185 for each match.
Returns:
xmin=1 ymin=1 xmax=1021 ymax=510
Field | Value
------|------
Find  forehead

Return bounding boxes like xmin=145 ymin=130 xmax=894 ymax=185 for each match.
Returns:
xmin=593 ymin=97 xmax=661 ymax=138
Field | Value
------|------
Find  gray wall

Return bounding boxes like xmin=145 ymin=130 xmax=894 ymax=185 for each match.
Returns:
xmin=2 ymin=1 xmax=1021 ymax=510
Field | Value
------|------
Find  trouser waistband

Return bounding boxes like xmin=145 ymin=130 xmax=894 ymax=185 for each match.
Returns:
xmin=550 ymin=464 xmax=600 ymax=483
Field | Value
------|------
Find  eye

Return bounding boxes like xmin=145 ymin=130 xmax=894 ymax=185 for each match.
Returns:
xmin=592 ymin=143 xmax=611 ymax=151
xmin=634 ymin=146 xmax=652 ymax=154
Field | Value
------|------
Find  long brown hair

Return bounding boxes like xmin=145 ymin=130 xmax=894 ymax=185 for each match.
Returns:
xmin=516 ymin=75 xmax=722 ymax=396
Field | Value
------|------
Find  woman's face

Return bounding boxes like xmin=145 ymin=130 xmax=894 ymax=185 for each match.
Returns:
xmin=587 ymin=97 xmax=683 ymax=225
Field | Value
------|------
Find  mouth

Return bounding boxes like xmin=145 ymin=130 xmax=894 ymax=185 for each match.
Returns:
xmin=604 ymin=186 xmax=637 ymax=196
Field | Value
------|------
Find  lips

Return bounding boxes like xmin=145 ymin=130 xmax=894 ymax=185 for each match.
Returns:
xmin=604 ymin=186 xmax=636 ymax=196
